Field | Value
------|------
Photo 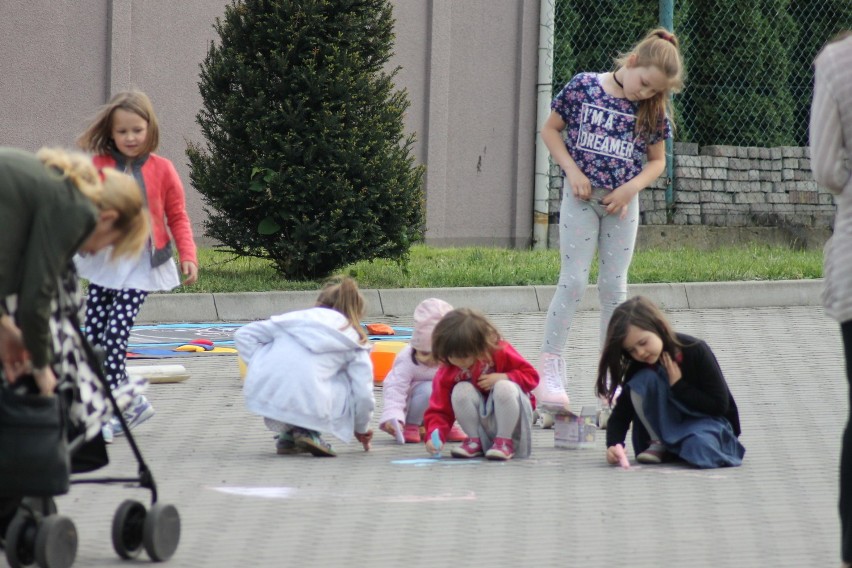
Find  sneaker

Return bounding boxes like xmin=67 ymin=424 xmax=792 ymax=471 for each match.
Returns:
xmin=451 ymin=437 xmax=484 ymax=459
xmin=532 ymin=353 xmax=570 ymax=412
xmin=637 ymin=440 xmax=666 ymax=464
xmin=402 ymin=424 xmax=421 ymax=444
xmin=114 ymin=394 xmax=155 ymax=436
xmin=102 ymin=423 xmax=114 ymax=444
xmin=275 ymin=431 xmax=305 ymax=455
xmin=292 ymin=427 xmax=337 ymax=457
xmin=485 ymin=437 xmax=515 ymax=461
xmin=447 ymin=424 xmax=467 ymax=443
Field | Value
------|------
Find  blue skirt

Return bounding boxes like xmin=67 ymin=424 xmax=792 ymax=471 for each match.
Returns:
xmin=629 ymin=368 xmax=745 ymax=469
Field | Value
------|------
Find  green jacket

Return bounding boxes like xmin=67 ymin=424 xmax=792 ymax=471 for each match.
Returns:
xmin=0 ymin=148 xmax=98 ymax=368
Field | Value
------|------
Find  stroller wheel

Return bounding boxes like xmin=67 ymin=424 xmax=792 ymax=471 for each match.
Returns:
xmin=34 ymin=516 xmax=77 ymax=568
xmin=111 ymin=500 xmax=146 ymax=559
xmin=5 ymin=510 xmax=38 ymax=568
xmin=143 ymin=504 xmax=180 ymax=562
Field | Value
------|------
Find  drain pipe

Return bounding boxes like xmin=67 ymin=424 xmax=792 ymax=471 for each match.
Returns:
xmin=533 ymin=0 xmax=555 ymax=249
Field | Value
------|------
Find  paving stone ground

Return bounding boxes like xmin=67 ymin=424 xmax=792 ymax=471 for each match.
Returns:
xmin=56 ymin=306 xmax=845 ymax=568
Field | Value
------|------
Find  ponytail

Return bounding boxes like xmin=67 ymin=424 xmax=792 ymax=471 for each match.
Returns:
xmin=316 ymin=276 xmax=368 ymax=344
xmin=36 ymin=147 xmax=149 ymax=260
xmin=614 ymin=27 xmax=684 ymax=139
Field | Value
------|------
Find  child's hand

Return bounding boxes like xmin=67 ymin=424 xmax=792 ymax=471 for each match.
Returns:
xmin=181 ymin=261 xmax=198 ymax=286
xmin=565 ymin=167 xmax=592 ymax=201
xmin=601 ymin=186 xmax=638 ymax=219
xmin=355 ymin=430 xmax=373 ymax=452
xmin=477 ymin=372 xmax=507 ymax=391
xmin=607 ymin=444 xmax=630 ymax=469
xmin=425 ymin=437 xmax=440 ymax=456
xmin=380 ymin=420 xmax=398 ymax=436
xmin=660 ymin=352 xmax=682 ymax=386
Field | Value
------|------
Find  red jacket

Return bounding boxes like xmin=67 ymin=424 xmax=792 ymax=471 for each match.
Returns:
xmin=423 ymin=340 xmax=539 ymax=443
xmin=94 ymin=153 xmax=197 ymax=266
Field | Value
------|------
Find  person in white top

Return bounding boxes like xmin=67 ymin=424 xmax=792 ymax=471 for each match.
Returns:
xmin=237 ymin=277 xmax=374 ymax=457
xmin=809 ymin=30 xmax=852 ymax=568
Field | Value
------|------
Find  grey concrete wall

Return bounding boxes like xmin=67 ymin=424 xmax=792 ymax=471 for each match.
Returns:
xmin=1 ymin=0 xmax=539 ymax=249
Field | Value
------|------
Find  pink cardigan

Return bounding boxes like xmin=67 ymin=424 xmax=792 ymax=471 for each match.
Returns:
xmin=94 ymin=153 xmax=197 ymax=266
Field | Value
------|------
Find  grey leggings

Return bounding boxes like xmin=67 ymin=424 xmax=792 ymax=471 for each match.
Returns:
xmin=541 ymin=185 xmax=640 ymax=353
xmin=451 ymin=380 xmax=521 ymax=439
xmin=406 ymin=380 xmax=432 ymax=425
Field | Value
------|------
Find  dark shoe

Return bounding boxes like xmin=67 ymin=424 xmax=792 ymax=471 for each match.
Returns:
xmin=275 ymin=431 xmax=306 ymax=455
xmin=292 ymin=427 xmax=337 ymax=457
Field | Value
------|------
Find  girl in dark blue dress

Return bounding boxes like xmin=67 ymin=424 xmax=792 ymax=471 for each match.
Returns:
xmin=597 ymin=296 xmax=744 ymax=469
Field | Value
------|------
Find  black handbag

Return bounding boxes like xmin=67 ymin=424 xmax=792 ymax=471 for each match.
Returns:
xmin=0 ymin=381 xmax=70 ymax=497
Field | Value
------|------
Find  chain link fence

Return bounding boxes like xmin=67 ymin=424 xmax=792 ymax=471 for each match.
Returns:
xmin=551 ymin=0 xmax=852 ymax=148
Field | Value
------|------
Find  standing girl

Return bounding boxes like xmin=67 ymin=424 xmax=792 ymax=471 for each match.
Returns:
xmin=75 ymin=90 xmax=198 ymax=436
xmin=534 ymin=29 xmax=684 ymax=413
xmin=423 ymin=309 xmax=539 ymax=461
xmin=237 ymin=277 xmax=374 ymax=457
xmin=809 ymin=30 xmax=852 ymax=568
xmin=596 ymin=296 xmax=744 ymax=469
xmin=378 ymin=298 xmax=465 ymax=443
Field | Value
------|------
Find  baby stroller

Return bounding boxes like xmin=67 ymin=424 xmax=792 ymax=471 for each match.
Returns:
xmin=0 ymin=269 xmax=180 ymax=568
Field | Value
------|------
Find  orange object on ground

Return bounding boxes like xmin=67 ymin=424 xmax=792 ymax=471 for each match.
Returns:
xmin=370 ymin=341 xmax=407 ymax=383
xmin=366 ymin=323 xmax=395 ymax=335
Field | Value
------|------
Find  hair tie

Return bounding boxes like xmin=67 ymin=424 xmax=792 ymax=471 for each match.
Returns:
xmin=656 ymin=30 xmax=676 ymax=45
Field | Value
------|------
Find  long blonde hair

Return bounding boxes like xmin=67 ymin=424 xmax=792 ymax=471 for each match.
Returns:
xmin=36 ymin=147 xmax=149 ymax=259
xmin=77 ymin=90 xmax=160 ymax=155
xmin=614 ymin=28 xmax=684 ymax=138
xmin=316 ymin=276 xmax=368 ymax=344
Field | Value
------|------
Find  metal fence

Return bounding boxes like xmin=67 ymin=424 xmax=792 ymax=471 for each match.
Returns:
xmin=551 ymin=0 xmax=852 ymax=148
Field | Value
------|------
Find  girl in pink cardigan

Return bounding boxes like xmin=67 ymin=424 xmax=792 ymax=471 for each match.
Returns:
xmin=75 ymin=90 xmax=198 ymax=440
xmin=379 ymin=298 xmax=465 ymax=444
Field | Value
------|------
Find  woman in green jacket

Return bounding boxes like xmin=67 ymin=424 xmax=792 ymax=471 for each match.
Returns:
xmin=0 ymin=146 xmax=148 ymax=397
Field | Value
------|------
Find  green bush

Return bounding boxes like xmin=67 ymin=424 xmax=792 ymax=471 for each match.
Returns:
xmin=187 ymin=0 xmax=424 ymax=280
xmin=676 ymin=0 xmax=797 ymax=147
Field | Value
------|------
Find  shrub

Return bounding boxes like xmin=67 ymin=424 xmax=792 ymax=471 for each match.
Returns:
xmin=187 ymin=0 xmax=424 ymax=280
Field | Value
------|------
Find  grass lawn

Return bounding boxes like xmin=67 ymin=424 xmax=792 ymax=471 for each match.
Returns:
xmin=172 ymin=244 xmax=823 ymax=293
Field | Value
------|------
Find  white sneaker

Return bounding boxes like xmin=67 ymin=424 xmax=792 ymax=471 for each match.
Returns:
xmin=532 ymin=352 xmax=570 ymax=412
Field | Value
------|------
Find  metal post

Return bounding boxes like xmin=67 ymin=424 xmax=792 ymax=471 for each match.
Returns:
xmin=660 ymin=0 xmax=674 ymax=221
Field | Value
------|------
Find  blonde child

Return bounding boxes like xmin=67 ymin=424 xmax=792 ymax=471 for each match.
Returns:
xmin=423 ymin=309 xmax=539 ymax=461
xmin=534 ymin=29 xmax=684 ymax=415
xmin=597 ymin=296 xmax=744 ymax=468
xmin=378 ymin=298 xmax=465 ymax=443
xmin=75 ymin=90 xmax=198 ymax=437
xmin=236 ymin=277 xmax=374 ymax=457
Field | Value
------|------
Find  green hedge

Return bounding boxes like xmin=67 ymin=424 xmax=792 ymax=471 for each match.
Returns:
xmin=554 ymin=0 xmax=852 ymax=147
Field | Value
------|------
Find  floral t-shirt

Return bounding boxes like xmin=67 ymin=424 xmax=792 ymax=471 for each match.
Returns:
xmin=551 ymin=72 xmax=671 ymax=190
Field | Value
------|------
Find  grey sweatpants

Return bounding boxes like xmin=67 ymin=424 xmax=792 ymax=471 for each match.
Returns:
xmin=541 ymin=184 xmax=640 ymax=354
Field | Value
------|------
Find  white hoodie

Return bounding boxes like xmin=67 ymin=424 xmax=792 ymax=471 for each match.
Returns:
xmin=237 ymin=307 xmax=374 ymax=442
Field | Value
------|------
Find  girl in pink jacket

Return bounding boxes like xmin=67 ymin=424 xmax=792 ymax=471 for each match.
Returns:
xmin=75 ymin=90 xmax=198 ymax=440
xmin=379 ymin=298 xmax=465 ymax=444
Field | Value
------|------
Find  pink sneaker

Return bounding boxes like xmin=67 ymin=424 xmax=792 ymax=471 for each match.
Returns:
xmin=403 ymin=423 xmax=421 ymax=444
xmin=485 ymin=437 xmax=515 ymax=461
xmin=451 ymin=438 xmax=484 ymax=459
xmin=532 ymin=353 xmax=570 ymax=412
xmin=447 ymin=424 xmax=467 ymax=442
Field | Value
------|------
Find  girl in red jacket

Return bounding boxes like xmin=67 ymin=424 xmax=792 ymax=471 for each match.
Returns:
xmin=423 ymin=309 xmax=539 ymax=461
xmin=75 ymin=90 xmax=199 ymax=439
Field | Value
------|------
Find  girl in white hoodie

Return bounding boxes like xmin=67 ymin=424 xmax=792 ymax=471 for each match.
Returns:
xmin=236 ymin=277 xmax=375 ymax=457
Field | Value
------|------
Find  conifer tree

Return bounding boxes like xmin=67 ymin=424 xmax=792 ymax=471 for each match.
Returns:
xmin=187 ymin=0 xmax=424 ymax=280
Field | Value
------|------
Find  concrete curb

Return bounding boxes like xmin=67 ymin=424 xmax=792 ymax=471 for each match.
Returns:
xmin=135 ymin=279 xmax=825 ymax=323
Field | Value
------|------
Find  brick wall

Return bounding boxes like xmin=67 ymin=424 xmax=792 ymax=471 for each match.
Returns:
xmin=547 ymin=143 xmax=836 ymax=247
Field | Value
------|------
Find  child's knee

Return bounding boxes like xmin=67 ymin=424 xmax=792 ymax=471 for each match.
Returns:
xmin=491 ymin=380 xmax=521 ymax=404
